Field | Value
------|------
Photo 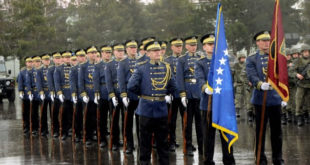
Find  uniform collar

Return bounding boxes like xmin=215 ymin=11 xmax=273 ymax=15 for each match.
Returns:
xmin=206 ymin=53 xmax=212 ymax=60
xmin=149 ymin=60 xmax=160 ymax=65
xmin=258 ymin=50 xmax=268 ymax=56
xmin=128 ymin=55 xmax=136 ymax=59
xmin=188 ymin=52 xmax=196 ymax=56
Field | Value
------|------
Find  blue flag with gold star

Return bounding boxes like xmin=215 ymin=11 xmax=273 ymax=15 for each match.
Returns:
xmin=208 ymin=3 xmax=238 ymax=153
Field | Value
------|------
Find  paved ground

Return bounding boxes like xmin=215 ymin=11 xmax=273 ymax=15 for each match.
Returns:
xmin=0 ymin=89 xmax=309 ymax=164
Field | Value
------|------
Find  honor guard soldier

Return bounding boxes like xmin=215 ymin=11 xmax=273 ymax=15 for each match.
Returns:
xmin=195 ymin=34 xmax=236 ymax=164
xmin=70 ymin=49 xmax=86 ymax=142
xmin=291 ymin=44 xmax=310 ymax=126
xmin=164 ymin=37 xmax=184 ymax=152
xmin=26 ymin=55 xmax=42 ymax=135
xmin=105 ymin=43 xmax=125 ymax=151
xmin=246 ymin=31 xmax=284 ymax=165
xmin=176 ymin=35 xmax=203 ymax=156
xmin=117 ymin=40 xmax=139 ymax=154
xmin=48 ymin=52 xmax=62 ymax=138
xmin=94 ymin=45 xmax=112 ymax=148
xmin=79 ymin=46 xmax=98 ymax=146
xmin=18 ymin=56 xmax=33 ymax=134
xmin=127 ymin=41 xmax=177 ymax=165
xmin=36 ymin=53 xmax=51 ymax=137
xmin=54 ymin=51 xmax=73 ymax=141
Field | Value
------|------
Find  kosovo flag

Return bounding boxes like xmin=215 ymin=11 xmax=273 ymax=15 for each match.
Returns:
xmin=208 ymin=3 xmax=238 ymax=153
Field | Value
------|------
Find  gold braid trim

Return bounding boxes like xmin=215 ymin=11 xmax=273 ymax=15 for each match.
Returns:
xmin=151 ymin=64 xmax=172 ymax=90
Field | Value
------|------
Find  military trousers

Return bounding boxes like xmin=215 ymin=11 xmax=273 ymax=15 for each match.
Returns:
xmin=110 ymin=101 xmax=124 ymax=145
xmin=59 ymin=100 xmax=73 ymax=136
xmin=168 ymin=98 xmax=184 ymax=146
xmin=139 ymin=116 xmax=169 ymax=165
xmin=73 ymin=100 xmax=83 ymax=138
xmin=40 ymin=99 xmax=52 ymax=134
xmin=234 ymin=85 xmax=246 ymax=109
xmin=52 ymin=99 xmax=60 ymax=134
xmin=285 ymin=86 xmax=296 ymax=114
xmin=246 ymin=86 xmax=254 ymax=113
xmin=31 ymin=99 xmax=40 ymax=132
xmin=185 ymin=99 xmax=203 ymax=153
xmin=85 ymin=101 xmax=97 ymax=140
xmin=22 ymin=99 xmax=30 ymax=132
xmin=124 ymin=100 xmax=139 ymax=149
xmin=201 ymin=110 xmax=235 ymax=165
xmin=295 ymin=87 xmax=310 ymax=116
xmin=98 ymin=99 xmax=109 ymax=142
xmin=254 ymin=105 xmax=283 ymax=165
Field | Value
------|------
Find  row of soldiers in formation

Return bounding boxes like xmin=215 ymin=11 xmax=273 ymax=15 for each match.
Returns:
xmin=17 ymin=30 xmax=310 ymax=164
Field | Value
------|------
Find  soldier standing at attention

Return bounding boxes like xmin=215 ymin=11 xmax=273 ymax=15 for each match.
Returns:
xmin=105 ymin=43 xmax=125 ymax=150
xmin=127 ymin=41 xmax=177 ymax=165
xmin=48 ymin=52 xmax=62 ymax=138
xmin=70 ymin=49 xmax=87 ymax=143
xmin=36 ymin=54 xmax=51 ymax=137
xmin=164 ymin=37 xmax=184 ymax=152
xmin=246 ymin=31 xmax=284 ymax=165
xmin=18 ymin=56 xmax=33 ymax=135
xmin=176 ymin=36 xmax=203 ymax=156
xmin=232 ymin=53 xmax=247 ymax=117
xmin=79 ymin=46 xmax=98 ymax=146
xmin=291 ymin=44 xmax=310 ymax=126
xmin=54 ymin=51 xmax=73 ymax=141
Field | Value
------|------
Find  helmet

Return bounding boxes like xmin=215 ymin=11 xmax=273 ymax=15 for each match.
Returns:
xmin=290 ymin=48 xmax=299 ymax=54
xmin=237 ymin=54 xmax=246 ymax=60
xmin=300 ymin=44 xmax=310 ymax=52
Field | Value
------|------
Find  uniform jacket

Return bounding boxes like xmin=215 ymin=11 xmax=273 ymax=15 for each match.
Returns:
xmin=54 ymin=64 xmax=72 ymax=100
xmin=93 ymin=61 xmax=109 ymax=100
xmin=78 ymin=61 xmax=96 ymax=100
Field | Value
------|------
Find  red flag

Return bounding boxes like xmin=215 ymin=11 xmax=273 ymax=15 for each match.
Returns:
xmin=268 ymin=0 xmax=289 ymax=102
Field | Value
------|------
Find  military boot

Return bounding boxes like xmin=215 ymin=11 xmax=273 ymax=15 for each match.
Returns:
xmin=297 ymin=115 xmax=304 ymax=127
xmin=236 ymin=108 xmax=240 ymax=118
xmin=281 ymin=113 xmax=287 ymax=125
xmin=287 ymin=112 xmax=292 ymax=123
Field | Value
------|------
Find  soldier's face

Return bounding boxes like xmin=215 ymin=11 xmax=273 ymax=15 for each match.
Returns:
xmin=77 ymin=56 xmax=86 ymax=63
xmin=256 ymin=40 xmax=270 ymax=52
xmin=114 ymin=50 xmax=124 ymax=60
xmin=203 ymin=43 xmax=214 ymax=55
xmin=42 ymin=59 xmax=50 ymax=66
xmin=71 ymin=60 xmax=78 ymax=66
xmin=53 ymin=58 xmax=61 ymax=65
xmin=126 ymin=47 xmax=137 ymax=56
xmin=139 ymin=50 xmax=145 ymax=55
xmin=186 ymin=44 xmax=197 ymax=53
xmin=148 ymin=49 xmax=161 ymax=60
xmin=63 ymin=57 xmax=71 ymax=64
xmin=239 ymin=57 xmax=246 ymax=63
xmin=292 ymin=53 xmax=299 ymax=59
xmin=302 ymin=50 xmax=310 ymax=58
xmin=102 ymin=51 xmax=111 ymax=61
xmin=286 ymin=55 xmax=291 ymax=61
xmin=171 ymin=45 xmax=183 ymax=54
xmin=87 ymin=51 xmax=97 ymax=61
xmin=26 ymin=61 xmax=32 ymax=68
xmin=34 ymin=61 xmax=41 ymax=67
xmin=161 ymin=48 xmax=166 ymax=56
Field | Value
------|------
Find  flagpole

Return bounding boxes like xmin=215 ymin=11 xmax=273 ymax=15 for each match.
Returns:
xmin=256 ymin=90 xmax=267 ymax=165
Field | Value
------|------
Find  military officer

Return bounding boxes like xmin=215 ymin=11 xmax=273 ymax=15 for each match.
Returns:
xmin=246 ymin=31 xmax=284 ymax=165
xmin=94 ymin=45 xmax=112 ymax=148
xmin=292 ymin=44 xmax=310 ymax=126
xmin=70 ymin=49 xmax=86 ymax=142
xmin=127 ymin=41 xmax=177 ymax=165
xmin=48 ymin=52 xmax=62 ymax=138
xmin=26 ymin=55 xmax=42 ymax=135
xmin=79 ymin=46 xmax=98 ymax=146
xmin=117 ymin=40 xmax=140 ymax=154
xmin=18 ymin=56 xmax=33 ymax=134
xmin=232 ymin=54 xmax=247 ymax=117
xmin=54 ymin=51 xmax=73 ymax=140
xmin=176 ymin=36 xmax=203 ymax=156
xmin=36 ymin=54 xmax=51 ymax=137
xmin=105 ymin=43 xmax=125 ymax=150
xmin=164 ymin=37 xmax=184 ymax=152
xmin=195 ymin=34 xmax=236 ymax=164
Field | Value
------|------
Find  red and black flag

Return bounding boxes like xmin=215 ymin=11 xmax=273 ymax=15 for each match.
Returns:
xmin=268 ymin=0 xmax=289 ymax=102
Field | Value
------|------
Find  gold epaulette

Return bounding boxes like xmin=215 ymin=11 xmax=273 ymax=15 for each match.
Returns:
xmin=137 ymin=54 xmax=145 ymax=60
xmin=136 ymin=60 xmax=148 ymax=66
xmin=120 ymin=57 xmax=127 ymax=62
xmin=179 ymin=54 xmax=186 ymax=58
xmin=48 ymin=65 xmax=55 ymax=68
xmin=199 ymin=56 xmax=206 ymax=60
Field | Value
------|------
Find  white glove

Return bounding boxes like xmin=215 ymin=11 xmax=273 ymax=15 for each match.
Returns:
xmin=28 ymin=94 xmax=33 ymax=101
xmin=261 ymin=82 xmax=272 ymax=91
xmin=83 ymin=96 xmax=89 ymax=104
xmin=50 ymin=93 xmax=55 ymax=102
xmin=205 ymin=88 xmax=213 ymax=95
xmin=112 ymin=97 xmax=118 ymax=107
xmin=165 ymin=95 xmax=172 ymax=104
xmin=19 ymin=93 xmax=24 ymax=99
xmin=59 ymin=94 xmax=65 ymax=103
xmin=94 ymin=96 xmax=99 ymax=105
xmin=281 ymin=101 xmax=287 ymax=108
xmin=122 ymin=97 xmax=129 ymax=108
xmin=72 ymin=96 xmax=77 ymax=104
xmin=40 ymin=94 xmax=45 ymax=101
xmin=181 ymin=97 xmax=188 ymax=108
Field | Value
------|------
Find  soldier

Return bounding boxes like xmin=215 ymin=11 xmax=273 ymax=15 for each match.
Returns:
xmin=36 ymin=54 xmax=51 ymax=137
xmin=117 ymin=40 xmax=140 ymax=154
xmin=195 ymin=33 xmax=236 ymax=165
xmin=292 ymin=44 xmax=310 ymax=126
xmin=79 ymin=46 xmax=98 ymax=146
xmin=105 ymin=43 xmax=125 ymax=151
xmin=54 ymin=51 xmax=73 ymax=140
xmin=70 ymin=49 xmax=86 ymax=142
xmin=18 ymin=56 xmax=33 ymax=134
xmin=232 ymin=53 xmax=247 ymax=117
xmin=48 ymin=52 xmax=62 ymax=138
xmin=164 ymin=37 xmax=184 ymax=152
xmin=127 ymin=41 xmax=177 ymax=165
xmin=246 ymin=31 xmax=284 ymax=165
xmin=26 ymin=55 xmax=42 ymax=135
xmin=94 ymin=45 xmax=112 ymax=148
xmin=176 ymin=36 xmax=203 ymax=156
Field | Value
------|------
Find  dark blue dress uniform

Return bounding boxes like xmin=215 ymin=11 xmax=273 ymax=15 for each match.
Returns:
xmin=176 ymin=36 xmax=203 ymax=154
xmin=127 ymin=41 xmax=177 ymax=165
xmin=36 ymin=54 xmax=52 ymax=136
xmin=18 ymin=57 xmax=32 ymax=134
xmin=246 ymin=31 xmax=283 ymax=165
xmin=54 ymin=51 xmax=73 ymax=139
xmin=117 ymin=40 xmax=140 ymax=152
